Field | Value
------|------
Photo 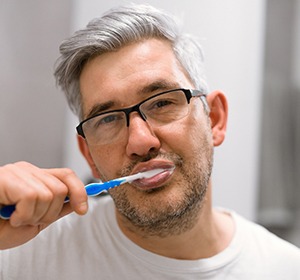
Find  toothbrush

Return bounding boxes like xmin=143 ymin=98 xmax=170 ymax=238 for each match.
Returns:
xmin=0 ymin=168 xmax=169 ymax=220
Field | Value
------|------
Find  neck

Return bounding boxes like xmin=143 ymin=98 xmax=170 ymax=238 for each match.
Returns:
xmin=116 ymin=186 xmax=235 ymax=260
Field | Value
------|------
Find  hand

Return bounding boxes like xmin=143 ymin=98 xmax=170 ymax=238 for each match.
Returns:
xmin=0 ymin=161 xmax=88 ymax=249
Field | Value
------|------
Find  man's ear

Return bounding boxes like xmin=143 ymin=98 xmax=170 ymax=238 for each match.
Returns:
xmin=206 ymin=90 xmax=228 ymax=147
xmin=77 ymin=135 xmax=100 ymax=178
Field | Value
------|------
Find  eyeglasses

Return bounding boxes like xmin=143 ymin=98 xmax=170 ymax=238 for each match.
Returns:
xmin=76 ymin=88 xmax=206 ymax=145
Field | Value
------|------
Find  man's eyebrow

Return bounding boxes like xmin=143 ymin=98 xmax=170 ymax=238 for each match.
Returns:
xmin=138 ymin=81 xmax=180 ymax=95
xmin=85 ymin=101 xmax=115 ymax=120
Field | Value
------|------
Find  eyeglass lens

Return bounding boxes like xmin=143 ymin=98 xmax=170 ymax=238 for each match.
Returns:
xmin=81 ymin=89 xmax=191 ymax=145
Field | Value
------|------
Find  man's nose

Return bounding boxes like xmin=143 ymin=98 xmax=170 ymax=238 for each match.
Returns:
xmin=125 ymin=113 xmax=161 ymax=158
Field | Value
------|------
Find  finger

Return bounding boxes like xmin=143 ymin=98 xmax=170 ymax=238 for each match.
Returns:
xmin=0 ymin=163 xmax=88 ymax=227
xmin=45 ymin=168 xmax=88 ymax=215
xmin=9 ymin=176 xmax=54 ymax=226
xmin=1 ymin=163 xmax=68 ymax=226
xmin=0 ymin=163 xmax=51 ymax=226
xmin=25 ymin=170 xmax=70 ymax=224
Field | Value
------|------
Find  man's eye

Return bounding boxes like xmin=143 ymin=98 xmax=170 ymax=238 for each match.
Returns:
xmin=148 ymin=98 xmax=177 ymax=111
xmin=154 ymin=100 xmax=173 ymax=108
xmin=100 ymin=114 xmax=118 ymax=124
xmin=94 ymin=113 xmax=123 ymax=127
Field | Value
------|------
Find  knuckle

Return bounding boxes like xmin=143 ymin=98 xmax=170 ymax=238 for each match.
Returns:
xmin=0 ymin=163 xmax=18 ymax=176
xmin=52 ymin=184 xmax=68 ymax=198
xmin=59 ymin=168 xmax=80 ymax=188
xmin=23 ymin=187 xmax=53 ymax=204
xmin=15 ymin=161 xmax=33 ymax=168
xmin=62 ymin=168 xmax=76 ymax=178
xmin=0 ymin=165 xmax=14 ymax=181
xmin=23 ymin=188 xmax=38 ymax=202
xmin=39 ymin=190 xmax=54 ymax=203
xmin=46 ymin=176 xmax=67 ymax=196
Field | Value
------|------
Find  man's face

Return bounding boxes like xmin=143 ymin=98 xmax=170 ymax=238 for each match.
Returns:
xmin=79 ymin=38 xmax=214 ymax=235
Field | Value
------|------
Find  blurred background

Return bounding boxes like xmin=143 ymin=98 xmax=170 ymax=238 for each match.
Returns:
xmin=0 ymin=0 xmax=299 ymax=246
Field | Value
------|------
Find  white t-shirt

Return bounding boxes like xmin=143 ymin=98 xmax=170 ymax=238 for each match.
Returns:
xmin=1 ymin=195 xmax=300 ymax=279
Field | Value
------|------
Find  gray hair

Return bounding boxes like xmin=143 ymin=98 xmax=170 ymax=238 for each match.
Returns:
xmin=54 ymin=4 xmax=209 ymax=119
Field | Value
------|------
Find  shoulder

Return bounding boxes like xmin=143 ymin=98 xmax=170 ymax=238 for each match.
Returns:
xmin=234 ymin=212 xmax=298 ymax=249
xmin=233 ymin=211 xmax=300 ymax=273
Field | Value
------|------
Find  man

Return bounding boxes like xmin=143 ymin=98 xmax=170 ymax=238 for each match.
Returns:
xmin=0 ymin=4 xmax=299 ymax=279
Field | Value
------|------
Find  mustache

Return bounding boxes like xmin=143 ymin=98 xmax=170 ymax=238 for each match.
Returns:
xmin=119 ymin=151 xmax=183 ymax=177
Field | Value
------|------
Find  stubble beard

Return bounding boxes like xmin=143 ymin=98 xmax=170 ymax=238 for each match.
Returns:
xmin=110 ymin=145 xmax=214 ymax=238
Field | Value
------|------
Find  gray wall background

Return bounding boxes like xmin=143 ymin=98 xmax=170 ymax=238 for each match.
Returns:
xmin=258 ymin=0 xmax=300 ymax=246
xmin=0 ymin=0 xmax=72 ymax=168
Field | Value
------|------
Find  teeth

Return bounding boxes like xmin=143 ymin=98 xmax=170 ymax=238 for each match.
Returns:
xmin=141 ymin=168 xmax=166 ymax=179
xmin=142 ymin=167 xmax=175 ymax=179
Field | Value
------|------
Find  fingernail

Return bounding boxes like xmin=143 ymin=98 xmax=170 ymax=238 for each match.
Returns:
xmin=78 ymin=202 xmax=88 ymax=215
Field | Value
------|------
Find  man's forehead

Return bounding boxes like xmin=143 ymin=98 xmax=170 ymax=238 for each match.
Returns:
xmin=79 ymin=39 xmax=191 ymax=117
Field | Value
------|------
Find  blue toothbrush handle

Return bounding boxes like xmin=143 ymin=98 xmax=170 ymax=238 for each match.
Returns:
xmin=85 ymin=179 xmax=124 ymax=196
xmin=0 ymin=179 xmax=125 ymax=220
xmin=0 ymin=205 xmax=16 ymax=220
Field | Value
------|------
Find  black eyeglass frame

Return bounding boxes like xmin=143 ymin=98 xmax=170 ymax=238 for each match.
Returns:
xmin=76 ymin=88 xmax=206 ymax=138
